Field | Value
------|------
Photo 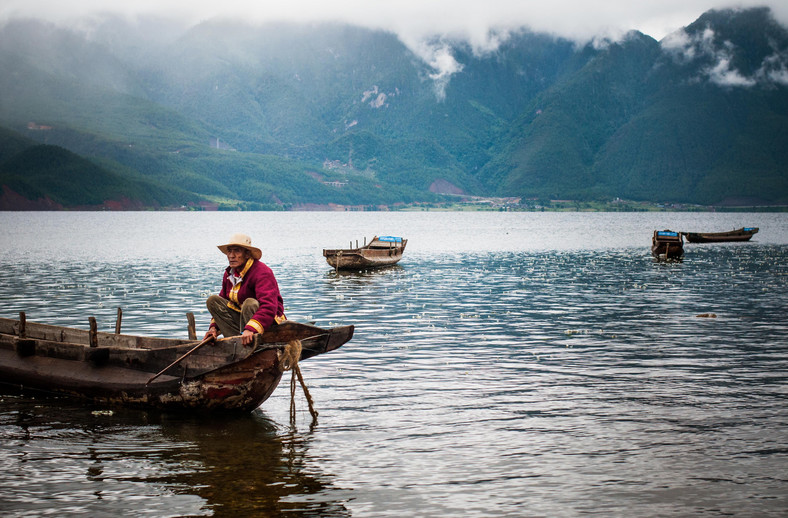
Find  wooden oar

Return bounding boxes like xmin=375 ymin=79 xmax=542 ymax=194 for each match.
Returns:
xmin=145 ymin=336 xmax=214 ymax=385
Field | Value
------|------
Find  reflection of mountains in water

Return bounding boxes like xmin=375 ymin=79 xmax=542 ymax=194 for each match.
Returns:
xmin=157 ymin=412 xmax=351 ymax=517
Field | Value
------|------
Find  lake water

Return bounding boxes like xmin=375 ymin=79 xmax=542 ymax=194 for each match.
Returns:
xmin=1 ymin=211 xmax=787 ymax=517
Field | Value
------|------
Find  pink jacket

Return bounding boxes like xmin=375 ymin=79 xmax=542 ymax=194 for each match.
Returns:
xmin=210 ymin=258 xmax=285 ymax=334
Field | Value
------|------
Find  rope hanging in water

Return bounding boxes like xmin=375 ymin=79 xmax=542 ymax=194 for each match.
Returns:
xmin=278 ymin=340 xmax=319 ymax=422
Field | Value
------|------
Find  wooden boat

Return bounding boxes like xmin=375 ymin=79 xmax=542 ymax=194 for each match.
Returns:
xmin=323 ymin=235 xmax=407 ymax=270
xmin=0 ymin=313 xmax=353 ymax=413
xmin=683 ymin=227 xmax=759 ymax=243
xmin=651 ymin=230 xmax=684 ymax=260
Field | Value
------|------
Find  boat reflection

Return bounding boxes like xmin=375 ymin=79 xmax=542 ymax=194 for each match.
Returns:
xmin=155 ymin=411 xmax=351 ymax=517
xmin=0 ymin=394 xmax=350 ymax=517
xmin=325 ymin=263 xmax=405 ymax=278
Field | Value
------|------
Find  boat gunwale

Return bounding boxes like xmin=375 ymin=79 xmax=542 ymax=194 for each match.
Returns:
xmin=0 ymin=316 xmax=353 ymax=375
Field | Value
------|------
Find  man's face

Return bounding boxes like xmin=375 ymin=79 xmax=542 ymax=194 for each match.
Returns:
xmin=226 ymin=246 xmax=249 ymax=270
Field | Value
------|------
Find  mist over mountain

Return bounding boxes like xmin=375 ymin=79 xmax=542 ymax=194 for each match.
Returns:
xmin=0 ymin=7 xmax=786 ymax=209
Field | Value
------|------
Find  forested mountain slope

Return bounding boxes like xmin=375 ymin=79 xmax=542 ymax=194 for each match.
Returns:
xmin=1 ymin=7 xmax=786 ymax=209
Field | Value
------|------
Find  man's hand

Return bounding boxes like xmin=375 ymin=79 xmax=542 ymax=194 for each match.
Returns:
xmin=241 ymin=329 xmax=256 ymax=346
xmin=203 ymin=328 xmax=218 ymax=341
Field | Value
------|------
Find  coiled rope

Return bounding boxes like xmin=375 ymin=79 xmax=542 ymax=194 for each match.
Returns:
xmin=278 ymin=340 xmax=318 ymax=422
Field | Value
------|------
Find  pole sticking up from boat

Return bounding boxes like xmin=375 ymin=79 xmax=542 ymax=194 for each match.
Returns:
xmin=19 ymin=311 xmax=26 ymax=338
xmin=89 ymin=317 xmax=98 ymax=348
xmin=115 ymin=307 xmax=122 ymax=334
xmin=186 ymin=312 xmax=197 ymax=340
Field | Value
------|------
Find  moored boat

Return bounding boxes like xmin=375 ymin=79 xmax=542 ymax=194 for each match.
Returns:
xmin=683 ymin=227 xmax=759 ymax=243
xmin=0 ymin=313 xmax=352 ymax=412
xmin=652 ymin=230 xmax=684 ymax=260
xmin=323 ymin=235 xmax=407 ymax=270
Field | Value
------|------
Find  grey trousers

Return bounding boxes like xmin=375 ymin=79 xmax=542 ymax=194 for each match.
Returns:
xmin=206 ymin=295 xmax=260 ymax=337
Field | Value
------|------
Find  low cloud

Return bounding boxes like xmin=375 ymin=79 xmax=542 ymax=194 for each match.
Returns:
xmin=407 ymin=40 xmax=464 ymax=101
xmin=5 ymin=0 xmax=787 ymax=43
xmin=660 ymin=28 xmax=702 ymax=61
xmin=662 ymin=26 xmax=787 ymax=87
xmin=706 ymin=56 xmax=757 ymax=87
xmin=757 ymin=51 xmax=788 ymax=85
xmin=3 ymin=0 xmax=788 ymax=95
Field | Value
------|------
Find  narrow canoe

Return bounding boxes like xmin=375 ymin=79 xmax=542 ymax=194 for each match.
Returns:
xmin=684 ymin=227 xmax=759 ymax=243
xmin=0 ymin=315 xmax=353 ymax=412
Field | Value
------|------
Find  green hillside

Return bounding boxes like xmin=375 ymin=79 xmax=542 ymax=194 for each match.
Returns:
xmin=0 ymin=7 xmax=786 ymax=209
xmin=478 ymin=32 xmax=662 ymax=200
xmin=0 ymin=143 xmax=193 ymax=209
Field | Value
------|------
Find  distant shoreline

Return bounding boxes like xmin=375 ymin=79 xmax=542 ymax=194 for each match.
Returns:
xmin=2 ymin=201 xmax=787 ymax=212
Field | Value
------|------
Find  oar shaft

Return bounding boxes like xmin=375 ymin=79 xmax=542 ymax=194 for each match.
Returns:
xmin=146 ymin=336 xmax=214 ymax=385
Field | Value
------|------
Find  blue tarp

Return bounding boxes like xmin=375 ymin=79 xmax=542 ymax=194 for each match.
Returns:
xmin=657 ymin=231 xmax=679 ymax=237
xmin=378 ymin=236 xmax=403 ymax=243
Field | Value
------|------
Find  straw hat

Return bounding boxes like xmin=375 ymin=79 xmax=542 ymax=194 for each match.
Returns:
xmin=217 ymin=233 xmax=262 ymax=260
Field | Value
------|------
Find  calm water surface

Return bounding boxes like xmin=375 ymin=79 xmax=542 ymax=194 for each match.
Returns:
xmin=1 ymin=211 xmax=787 ymax=517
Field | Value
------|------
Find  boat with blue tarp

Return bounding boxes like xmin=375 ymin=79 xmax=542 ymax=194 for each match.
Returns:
xmin=323 ymin=235 xmax=407 ymax=270
xmin=652 ymin=230 xmax=684 ymax=260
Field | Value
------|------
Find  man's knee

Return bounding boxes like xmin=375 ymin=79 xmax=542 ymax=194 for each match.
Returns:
xmin=241 ymin=299 xmax=259 ymax=313
xmin=207 ymin=295 xmax=226 ymax=312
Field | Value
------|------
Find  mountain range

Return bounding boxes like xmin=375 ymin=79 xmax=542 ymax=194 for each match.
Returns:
xmin=1 ymin=7 xmax=786 ymax=210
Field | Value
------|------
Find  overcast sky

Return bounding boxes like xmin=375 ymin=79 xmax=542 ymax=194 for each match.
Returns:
xmin=2 ymin=0 xmax=787 ymax=45
xmin=0 ymin=0 xmax=788 ymax=65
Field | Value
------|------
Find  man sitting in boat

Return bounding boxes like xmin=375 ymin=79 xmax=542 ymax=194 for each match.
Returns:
xmin=204 ymin=233 xmax=286 ymax=346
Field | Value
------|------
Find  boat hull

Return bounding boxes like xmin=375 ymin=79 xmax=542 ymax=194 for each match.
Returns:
xmin=323 ymin=236 xmax=407 ymax=270
xmin=323 ymin=249 xmax=404 ymax=269
xmin=651 ymin=230 xmax=684 ymax=260
xmin=684 ymin=227 xmax=759 ymax=243
xmin=0 ymin=345 xmax=283 ymax=412
xmin=0 ymin=317 xmax=353 ymax=412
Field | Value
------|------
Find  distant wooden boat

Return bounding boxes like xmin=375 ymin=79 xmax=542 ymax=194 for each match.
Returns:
xmin=652 ymin=230 xmax=684 ymax=260
xmin=683 ymin=227 xmax=759 ymax=243
xmin=323 ymin=235 xmax=407 ymax=270
xmin=0 ymin=313 xmax=353 ymax=413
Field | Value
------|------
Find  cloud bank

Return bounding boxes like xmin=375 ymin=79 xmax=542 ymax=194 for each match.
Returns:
xmin=3 ymin=0 xmax=787 ymax=44
xmin=662 ymin=24 xmax=788 ymax=87
xmin=2 ymin=1 xmax=787 ymax=96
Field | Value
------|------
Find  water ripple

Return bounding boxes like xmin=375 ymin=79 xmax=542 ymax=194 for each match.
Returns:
xmin=1 ymin=213 xmax=787 ymax=516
